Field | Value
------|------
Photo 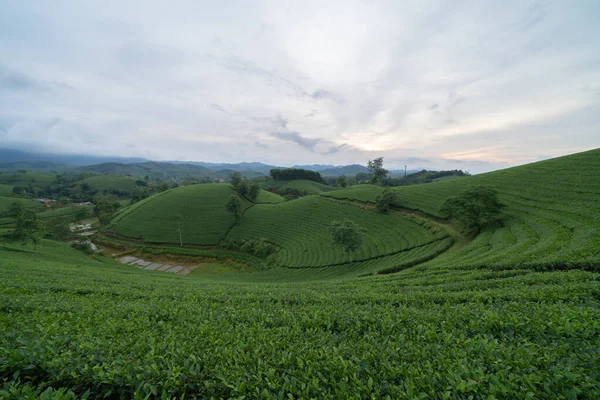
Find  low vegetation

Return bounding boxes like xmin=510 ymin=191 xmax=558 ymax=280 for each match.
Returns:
xmin=1 ymin=149 xmax=599 ymax=397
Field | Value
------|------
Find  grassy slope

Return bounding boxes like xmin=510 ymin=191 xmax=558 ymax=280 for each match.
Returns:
xmin=109 ymin=183 xmax=253 ymax=245
xmin=324 ymin=149 xmax=600 ymax=270
xmin=0 ymin=196 xmax=39 ymax=214
xmin=0 ymin=240 xmax=597 ymax=398
xmin=82 ymin=175 xmax=137 ymax=192
xmin=254 ymin=189 xmax=285 ymax=203
xmin=261 ymin=179 xmax=337 ymax=194
xmin=0 ymin=171 xmax=55 ymax=188
xmin=0 ymin=184 xmax=13 ymax=197
xmin=227 ymin=196 xmax=446 ymax=268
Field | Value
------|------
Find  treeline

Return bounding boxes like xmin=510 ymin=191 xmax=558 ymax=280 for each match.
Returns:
xmin=269 ymin=168 xmax=324 ymax=183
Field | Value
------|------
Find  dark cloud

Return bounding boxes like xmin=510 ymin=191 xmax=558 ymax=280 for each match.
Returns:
xmin=0 ymin=65 xmax=71 ymax=92
xmin=274 ymin=114 xmax=288 ymax=129
xmin=304 ymin=109 xmax=318 ymax=118
xmin=209 ymin=103 xmax=233 ymax=115
xmin=269 ymin=131 xmax=320 ymax=150
xmin=321 ymin=143 xmax=351 ymax=154
xmin=513 ymin=0 xmax=549 ymax=31
xmin=254 ymin=141 xmax=269 ymax=149
xmin=269 ymin=131 xmax=350 ymax=155
xmin=310 ymin=89 xmax=346 ymax=104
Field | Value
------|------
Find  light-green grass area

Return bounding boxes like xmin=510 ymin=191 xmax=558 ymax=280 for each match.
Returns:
xmin=261 ymin=179 xmax=337 ymax=194
xmin=109 ymin=183 xmax=253 ymax=245
xmin=82 ymin=175 xmax=137 ymax=193
xmin=0 ymin=239 xmax=597 ymax=398
xmin=323 ymin=148 xmax=600 ymax=271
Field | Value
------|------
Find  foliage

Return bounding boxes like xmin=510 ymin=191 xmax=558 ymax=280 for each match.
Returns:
xmin=269 ymin=168 xmax=324 ymax=183
xmin=94 ymin=199 xmax=120 ymax=225
xmin=226 ymin=195 xmax=242 ymax=223
xmin=9 ymin=209 xmax=44 ymax=253
xmin=240 ymin=237 xmax=276 ymax=257
xmin=441 ymin=185 xmax=503 ymax=234
xmin=110 ymin=184 xmax=253 ymax=245
xmin=73 ymin=207 xmax=89 ymax=224
xmin=247 ymin=183 xmax=260 ymax=201
xmin=337 ymin=176 xmax=348 ymax=188
xmin=228 ymin=196 xmax=445 ymax=268
xmin=328 ymin=218 xmax=365 ymax=260
xmin=1 ymin=241 xmax=598 ymax=398
xmin=375 ymin=188 xmax=396 ymax=213
xmin=44 ymin=218 xmax=71 ymax=241
xmin=323 ymin=148 xmax=600 ymax=271
xmin=367 ymin=157 xmax=388 ymax=185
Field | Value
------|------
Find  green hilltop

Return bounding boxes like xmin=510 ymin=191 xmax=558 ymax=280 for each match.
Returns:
xmin=1 ymin=149 xmax=599 ymax=398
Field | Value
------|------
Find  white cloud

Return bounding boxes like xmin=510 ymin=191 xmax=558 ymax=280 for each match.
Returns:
xmin=0 ymin=0 xmax=598 ymax=173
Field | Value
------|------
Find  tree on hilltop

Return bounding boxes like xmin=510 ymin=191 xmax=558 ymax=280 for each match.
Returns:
xmin=375 ymin=188 xmax=397 ymax=213
xmin=441 ymin=185 xmax=504 ymax=235
xmin=226 ymin=195 xmax=242 ymax=223
xmin=367 ymin=157 xmax=388 ymax=185
xmin=329 ymin=219 xmax=366 ymax=262
xmin=11 ymin=208 xmax=44 ymax=254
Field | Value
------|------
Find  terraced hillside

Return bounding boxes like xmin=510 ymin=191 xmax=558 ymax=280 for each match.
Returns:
xmin=228 ymin=196 xmax=447 ymax=268
xmin=0 ymin=239 xmax=598 ymax=398
xmin=261 ymin=179 xmax=336 ymax=194
xmin=323 ymin=148 xmax=600 ymax=271
xmin=82 ymin=175 xmax=137 ymax=193
xmin=109 ymin=184 xmax=254 ymax=245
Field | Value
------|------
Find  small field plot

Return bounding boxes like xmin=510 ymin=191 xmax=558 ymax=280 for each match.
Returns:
xmin=0 ymin=196 xmax=39 ymax=214
xmin=0 ymin=171 xmax=56 ymax=188
xmin=82 ymin=175 xmax=137 ymax=193
xmin=227 ymin=196 xmax=447 ymax=268
xmin=262 ymin=179 xmax=337 ymax=194
xmin=110 ymin=183 xmax=253 ymax=245
xmin=321 ymin=184 xmax=384 ymax=202
xmin=0 ymin=184 xmax=14 ymax=197
xmin=254 ymin=189 xmax=285 ymax=204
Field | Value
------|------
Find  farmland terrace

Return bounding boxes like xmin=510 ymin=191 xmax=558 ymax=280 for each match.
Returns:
xmin=0 ymin=149 xmax=599 ymax=398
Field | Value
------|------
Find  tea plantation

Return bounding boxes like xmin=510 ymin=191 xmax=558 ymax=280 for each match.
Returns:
xmin=1 ymin=150 xmax=600 ymax=398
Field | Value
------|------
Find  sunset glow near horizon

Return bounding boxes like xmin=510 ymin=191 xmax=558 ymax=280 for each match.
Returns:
xmin=1 ymin=1 xmax=599 ymax=173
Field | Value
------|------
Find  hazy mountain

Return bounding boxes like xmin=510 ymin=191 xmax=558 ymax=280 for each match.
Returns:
xmin=0 ymin=148 xmax=147 ymax=167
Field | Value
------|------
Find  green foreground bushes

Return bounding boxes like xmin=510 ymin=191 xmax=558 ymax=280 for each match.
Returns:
xmin=0 ymin=241 xmax=598 ymax=398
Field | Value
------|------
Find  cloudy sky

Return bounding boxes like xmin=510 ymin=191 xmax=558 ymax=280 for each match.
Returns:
xmin=1 ymin=1 xmax=598 ymax=173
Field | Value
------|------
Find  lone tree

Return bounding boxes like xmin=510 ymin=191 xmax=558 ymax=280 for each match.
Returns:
xmin=11 ymin=209 xmax=44 ymax=254
xmin=337 ymin=176 xmax=348 ymax=188
xmin=247 ymin=183 xmax=260 ymax=201
xmin=226 ymin=195 xmax=242 ymax=223
xmin=73 ymin=207 xmax=89 ymax=225
xmin=328 ymin=219 xmax=366 ymax=262
xmin=441 ymin=185 xmax=504 ymax=235
xmin=367 ymin=157 xmax=388 ymax=185
xmin=375 ymin=188 xmax=397 ymax=213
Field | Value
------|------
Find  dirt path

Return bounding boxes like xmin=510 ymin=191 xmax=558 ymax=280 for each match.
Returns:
xmin=117 ymin=255 xmax=201 ymax=275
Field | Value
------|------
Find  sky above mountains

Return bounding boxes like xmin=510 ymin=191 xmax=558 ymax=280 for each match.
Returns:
xmin=1 ymin=0 xmax=599 ymax=173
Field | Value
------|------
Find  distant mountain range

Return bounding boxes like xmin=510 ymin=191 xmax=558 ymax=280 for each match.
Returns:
xmin=0 ymin=148 xmax=423 ymax=178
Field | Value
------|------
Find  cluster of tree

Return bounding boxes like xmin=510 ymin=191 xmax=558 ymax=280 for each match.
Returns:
xmin=328 ymin=219 xmax=366 ymax=262
xmin=375 ymin=188 xmax=397 ymax=213
xmin=6 ymin=202 xmax=43 ymax=253
xmin=230 ymin=173 xmax=260 ymax=201
xmin=269 ymin=168 xmax=324 ymax=183
xmin=240 ymin=238 xmax=276 ymax=257
xmin=275 ymin=187 xmax=307 ymax=200
xmin=94 ymin=197 xmax=121 ymax=225
xmin=441 ymin=186 xmax=504 ymax=235
xmin=226 ymin=195 xmax=242 ymax=223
